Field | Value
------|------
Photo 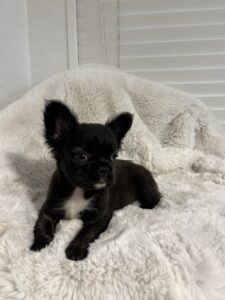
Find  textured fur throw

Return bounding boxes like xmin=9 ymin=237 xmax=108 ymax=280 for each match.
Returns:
xmin=0 ymin=65 xmax=225 ymax=299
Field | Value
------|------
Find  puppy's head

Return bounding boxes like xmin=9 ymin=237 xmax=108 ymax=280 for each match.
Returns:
xmin=44 ymin=100 xmax=133 ymax=190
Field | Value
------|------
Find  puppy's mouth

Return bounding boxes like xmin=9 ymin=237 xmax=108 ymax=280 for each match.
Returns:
xmin=94 ymin=181 xmax=107 ymax=189
xmin=93 ymin=175 xmax=114 ymax=189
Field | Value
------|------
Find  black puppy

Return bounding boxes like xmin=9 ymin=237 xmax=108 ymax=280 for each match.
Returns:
xmin=30 ymin=101 xmax=161 ymax=261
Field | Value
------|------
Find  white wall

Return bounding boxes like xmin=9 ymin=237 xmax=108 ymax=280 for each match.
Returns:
xmin=27 ymin=0 xmax=69 ymax=86
xmin=0 ymin=0 xmax=30 ymax=110
xmin=0 ymin=0 xmax=73 ymax=110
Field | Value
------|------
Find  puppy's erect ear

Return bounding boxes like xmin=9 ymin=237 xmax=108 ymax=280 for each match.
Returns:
xmin=44 ymin=100 xmax=78 ymax=154
xmin=106 ymin=112 xmax=133 ymax=146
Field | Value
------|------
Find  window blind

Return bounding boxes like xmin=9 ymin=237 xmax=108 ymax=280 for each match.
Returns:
xmin=119 ymin=0 xmax=225 ymax=128
xmin=76 ymin=0 xmax=225 ymax=128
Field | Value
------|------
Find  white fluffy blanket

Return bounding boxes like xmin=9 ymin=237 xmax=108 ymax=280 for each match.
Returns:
xmin=0 ymin=65 xmax=225 ymax=300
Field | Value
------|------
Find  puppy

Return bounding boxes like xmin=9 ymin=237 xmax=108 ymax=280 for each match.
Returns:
xmin=30 ymin=101 xmax=161 ymax=261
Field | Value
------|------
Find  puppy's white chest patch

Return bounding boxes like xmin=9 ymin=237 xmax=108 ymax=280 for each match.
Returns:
xmin=64 ymin=187 xmax=89 ymax=220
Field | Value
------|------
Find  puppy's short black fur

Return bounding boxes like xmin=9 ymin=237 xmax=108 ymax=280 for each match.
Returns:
xmin=30 ymin=101 xmax=161 ymax=261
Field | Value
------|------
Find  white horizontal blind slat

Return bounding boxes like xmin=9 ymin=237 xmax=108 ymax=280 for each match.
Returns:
xmin=211 ymin=109 xmax=225 ymax=121
xmin=166 ymin=83 xmax=225 ymax=95
xmin=121 ymin=54 xmax=225 ymax=70
xmin=199 ymin=97 xmax=225 ymax=108
xmin=120 ymin=39 xmax=225 ymax=57
xmin=120 ymin=24 xmax=225 ymax=44
xmin=120 ymin=0 xmax=225 ymax=14
xmin=119 ymin=0 xmax=225 ymax=125
xmin=120 ymin=9 xmax=225 ymax=29
xmin=128 ymin=69 xmax=225 ymax=83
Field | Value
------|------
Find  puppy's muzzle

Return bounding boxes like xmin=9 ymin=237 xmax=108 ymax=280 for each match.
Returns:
xmin=97 ymin=166 xmax=112 ymax=178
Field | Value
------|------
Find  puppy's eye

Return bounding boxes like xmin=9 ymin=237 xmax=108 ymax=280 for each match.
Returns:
xmin=74 ymin=152 xmax=89 ymax=161
xmin=111 ymin=153 xmax=118 ymax=160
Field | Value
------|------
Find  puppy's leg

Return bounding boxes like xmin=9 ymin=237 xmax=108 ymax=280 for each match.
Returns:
xmin=135 ymin=167 xmax=161 ymax=209
xmin=137 ymin=185 xmax=161 ymax=209
xmin=30 ymin=170 xmax=68 ymax=251
xmin=65 ymin=211 xmax=112 ymax=261
xmin=30 ymin=212 xmax=61 ymax=251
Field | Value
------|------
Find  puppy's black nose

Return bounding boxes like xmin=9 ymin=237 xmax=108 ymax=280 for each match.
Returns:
xmin=98 ymin=166 xmax=111 ymax=177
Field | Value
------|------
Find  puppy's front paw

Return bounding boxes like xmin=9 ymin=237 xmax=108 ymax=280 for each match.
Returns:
xmin=30 ymin=236 xmax=50 ymax=251
xmin=65 ymin=244 xmax=88 ymax=261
